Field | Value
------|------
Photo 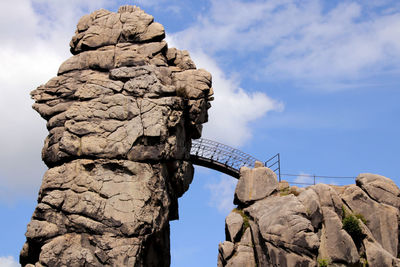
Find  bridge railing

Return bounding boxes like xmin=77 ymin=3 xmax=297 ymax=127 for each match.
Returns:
xmin=279 ymin=173 xmax=356 ymax=186
xmin=190 ymin=139 xmax=356 ymax=186
xmin=265 ymin=153 xmax=281 ymax=182
xmin=190 ymin=138 xmax=261 ymax=172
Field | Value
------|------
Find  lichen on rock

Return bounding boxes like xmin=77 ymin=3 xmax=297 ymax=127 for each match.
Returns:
xmin=21 ymin=5 xmax=213 ymax=267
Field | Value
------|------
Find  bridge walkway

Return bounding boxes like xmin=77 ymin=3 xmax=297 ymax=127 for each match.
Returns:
xmin=189 ymin=138 xmax=280 ymax=180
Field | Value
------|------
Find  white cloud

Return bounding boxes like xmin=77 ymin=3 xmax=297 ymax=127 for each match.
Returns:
xmin=0 ymin=0 xmax=281 ymax=204
xmin=172 ymin=0 xmax=400 ymax=87
xmin=133 ymin=0 xmax=162 ymax=7
xmin=191 ymin=51 xmax=283 ymax=146
xmin=132 ymin=0 xmax=181 ymax=14
xmin=0 ymin=0 xmax=109 ymax=201
xmin=293 ymin=172 xmax=314 ymax=186
xmin=205 ymin=175 xmax=237 ymax=214
xmin=166 ymin=36 xmax=283 ymax=146
xmin=0 ymin=44 xmax=59 ymax=202
xmin=264 ymin=2 xmax=400 ymax=84
xmin=0 ymin=256 xmax=19 ymax=267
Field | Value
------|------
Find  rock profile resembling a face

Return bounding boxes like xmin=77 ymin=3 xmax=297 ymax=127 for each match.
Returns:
xmin=21 ymin=5 xmax=213 ymax=267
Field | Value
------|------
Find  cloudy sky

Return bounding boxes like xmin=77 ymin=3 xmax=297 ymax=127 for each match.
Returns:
xmin=1 ymin=0 xmax=400 ymax=266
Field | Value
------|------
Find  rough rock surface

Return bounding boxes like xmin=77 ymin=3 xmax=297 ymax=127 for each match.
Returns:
xmin=219 ymin=169 xmax=400 ymax=267
xmin=234 ymin=165 xmax=278 ymax=205
xmin=21 ymin=6 xmax=212 ymax=267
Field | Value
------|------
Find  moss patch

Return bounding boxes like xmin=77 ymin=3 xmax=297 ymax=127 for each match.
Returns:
xmin=317 ymin=258 xmax=330 ymax=267
xmin=233 ymin=208 xmax=250 ymax=233
xmin=279 ymin=187 xmax=299 ymax=196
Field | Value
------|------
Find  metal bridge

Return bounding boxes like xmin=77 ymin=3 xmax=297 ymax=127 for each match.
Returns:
xmin=190 ymin=138 xmax=281 ymax=180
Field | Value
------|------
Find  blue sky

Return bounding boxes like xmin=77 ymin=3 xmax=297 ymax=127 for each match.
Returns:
xmin=1 ymin=0 xmax=400 ymax=266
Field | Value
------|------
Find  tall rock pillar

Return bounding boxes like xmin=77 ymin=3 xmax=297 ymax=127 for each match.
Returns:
xmin=20 ymin=5 xmax=213 ymax=266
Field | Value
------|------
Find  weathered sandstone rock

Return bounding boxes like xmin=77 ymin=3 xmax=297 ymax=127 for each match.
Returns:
xmin=342 ymin=184 xmax=399 ymax=257
xmin=225 ymin=210 xmax=244 ymax=242
xmin=234 ymin=166 xmax=278 ymax=205
xmin=219 ymin=169 xmax=400 ymax=266
xmin=223 ymin=228 xmax=257 ymax=267
xmin=364 ymin=240 xmax=400 ymax=267
xmin=21 ymin=5 xmax=212 ymax=267
xmin=245 ymin=195 xmax=319 ymax=255
xmin=318 ymin=207 xmax=359 ymax=264
xmin=218 ymin=241 xmax=235 ymax=265
xmin=356 ymin=173 xmax=400 ymax=209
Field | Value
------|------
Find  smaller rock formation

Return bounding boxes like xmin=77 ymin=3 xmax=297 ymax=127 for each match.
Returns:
xmin=218 ymin=165 xmax=400 ymax=267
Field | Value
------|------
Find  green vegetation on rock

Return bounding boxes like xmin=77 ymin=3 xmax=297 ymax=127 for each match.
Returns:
xmin=279 ymin=187 xmax=300 ymax=196
xmin=233 ymin=208 xmax=250 ymax=233
xmin=342 ymin=206 xmax=366 ymax=243
xmin=317 ymin=258 xmax=330 ymax=267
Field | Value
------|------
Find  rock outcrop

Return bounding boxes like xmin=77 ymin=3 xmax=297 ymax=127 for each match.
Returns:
xmin=21 ymin=6 xmax=212 ymax=267
xmin=219 ymin=165 xmax=400 ymax=267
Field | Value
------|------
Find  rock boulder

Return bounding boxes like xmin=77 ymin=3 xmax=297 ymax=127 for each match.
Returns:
xmin=234 ymin=166 xmax=278 ymax=205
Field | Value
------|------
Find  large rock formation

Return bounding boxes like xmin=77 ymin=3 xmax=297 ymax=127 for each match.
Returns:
xmin=21 ymin=6 xmax=212 ymax=267
xmin=219 ymin=165 xmax=400 ymax=267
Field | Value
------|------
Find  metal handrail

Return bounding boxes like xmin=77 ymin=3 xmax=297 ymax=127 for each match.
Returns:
xmin=190 ymin=139 xmax=355 ymax=186
xmin=279 ymin=173 xmax=356 ymax=186
xmin=190 ymin=138 xmax=265 ymax=178
xmin=265 ymin=153 xmax=281 ymax=182
xmin=190 ymin=138 xmax=281 ymax=179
